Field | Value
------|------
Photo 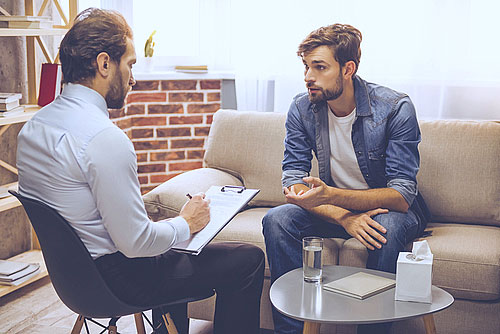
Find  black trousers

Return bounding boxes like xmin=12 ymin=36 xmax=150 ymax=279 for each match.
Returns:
xmin=95 ymin=242 xmax=265 ymax=334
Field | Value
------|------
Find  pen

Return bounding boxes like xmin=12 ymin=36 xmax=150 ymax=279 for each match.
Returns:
xmin=186 ymin=193 xmax=192 ymax=199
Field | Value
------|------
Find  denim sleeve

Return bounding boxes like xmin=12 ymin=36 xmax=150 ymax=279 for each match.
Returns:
xmin=385 ymin=97 xmax=422 ymax=206
xmin=282 ymin=98 xmax=313 ymax=189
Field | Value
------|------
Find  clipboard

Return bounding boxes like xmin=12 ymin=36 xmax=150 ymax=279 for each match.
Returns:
xmin=172 ymin=185 xmax=260 ymax=255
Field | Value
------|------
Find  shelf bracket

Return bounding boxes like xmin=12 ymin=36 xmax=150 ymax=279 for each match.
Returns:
xmin=0 ymin=6 xmax=11 ymax=16
xmin=35 ymin=36 xmax=54 ymax=64
xmin=0 ymin=160 xmax=18 ymax=175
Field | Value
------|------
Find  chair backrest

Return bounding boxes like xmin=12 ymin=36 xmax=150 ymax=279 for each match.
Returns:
xmin=10 ymin=191 xmax=139 ymax=318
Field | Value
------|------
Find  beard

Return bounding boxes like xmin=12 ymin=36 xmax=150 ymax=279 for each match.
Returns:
xmin=105 ymin=69 xmax=128 ymax=109
xmin=307 ymin=71 xmax=344 ymax=104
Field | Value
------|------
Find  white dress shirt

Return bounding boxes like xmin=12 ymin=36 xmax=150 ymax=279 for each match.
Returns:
xmin=17 ymin=83 xmax=190 ymax=259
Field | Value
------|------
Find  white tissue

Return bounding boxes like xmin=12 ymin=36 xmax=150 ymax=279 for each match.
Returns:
xmin=395 ymin=240 xmax=434 ymax=303
xmin=406 ymin=240 xmax=432 ymax=261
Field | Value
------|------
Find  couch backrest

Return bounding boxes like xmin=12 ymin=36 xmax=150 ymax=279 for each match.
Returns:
xmin=204 ymin=109 xmax=288 ymax=206
xmin=417 ymin=120 xmax=500 ymax=226
xmin=205 ymin=110 xmax=499 ymax=226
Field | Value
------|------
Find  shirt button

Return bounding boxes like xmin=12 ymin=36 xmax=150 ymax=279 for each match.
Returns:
xmin=365 ymin=174 xmax=369 ymax=177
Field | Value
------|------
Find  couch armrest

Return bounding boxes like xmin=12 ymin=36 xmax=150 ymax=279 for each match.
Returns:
xmin=143 ymin=167 xmax=243 ymax=221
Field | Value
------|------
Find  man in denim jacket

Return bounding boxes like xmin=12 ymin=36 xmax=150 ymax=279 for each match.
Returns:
xmin=262 ymin=24 xmax=430 ymax=334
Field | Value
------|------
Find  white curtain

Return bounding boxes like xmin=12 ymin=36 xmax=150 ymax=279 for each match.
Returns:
xmin=114 ymin=0 xmax=500 ymax=120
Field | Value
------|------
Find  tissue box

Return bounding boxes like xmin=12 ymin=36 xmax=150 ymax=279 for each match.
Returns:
xmin=395 ymin=252 xmax=433 ymax=303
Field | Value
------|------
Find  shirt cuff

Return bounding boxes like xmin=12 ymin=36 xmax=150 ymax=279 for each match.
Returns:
xmin=282 ymin=169 xmax=309 ymax=189
xmin=387 ymin=178 xmax=418 ymax=207
xmin=168 ymin=216 xmax=191 ymax=243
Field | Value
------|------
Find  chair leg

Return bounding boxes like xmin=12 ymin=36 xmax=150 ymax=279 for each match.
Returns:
xmin=108 ymin=318 xmax=118 ymax=334
xmin=134 ymin=313 xmax=146 ymax=334
xmin=71 ymin=315 xmax=85 ymax=334
xmin=162 ymin=312 xmax=178 ymax=334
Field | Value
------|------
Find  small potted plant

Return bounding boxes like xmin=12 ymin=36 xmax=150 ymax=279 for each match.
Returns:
xmin=144 ymin=30 xmax=156 ymax=71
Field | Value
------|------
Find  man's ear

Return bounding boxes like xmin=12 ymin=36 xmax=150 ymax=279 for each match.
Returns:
xmin=95 ymin=52 xmax=112 ymax=78
xmin=343 ymin=61 xmax=356 ymax=79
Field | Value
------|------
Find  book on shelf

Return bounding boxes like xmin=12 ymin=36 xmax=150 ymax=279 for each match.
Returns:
xmin=0 ymin=105 xmax=24 ymax=117
xmin=323 ymin=271 xmax=396 ymax=300
xmin=0 ymin=99 xmax=20 ymax=111
xmin=0 ymin=263 xmax=40 ymax=286
xmin=38 ymin=63 xmax=62 ymax=107
xmin=0 ymin=92 xmax=22 ymax=104
xmin=174 ymin=65 xmax=208 ymax=73
xmin=0 ymin=16 xmax=52 ymax=29
xmin=0 ymin=259 xmax=30 ymax=276
xmin=0 ymin=186 xmax=10 ymax=199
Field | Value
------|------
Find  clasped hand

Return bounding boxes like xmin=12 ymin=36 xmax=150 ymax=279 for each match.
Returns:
xmin=284 ymin=177 xmax=388 ymax=250
xmin=284 ymin=176 xmax=331 ymax=209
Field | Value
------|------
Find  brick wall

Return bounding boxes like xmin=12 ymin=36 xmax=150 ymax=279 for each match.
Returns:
xmin=109 ymin=79 xmax=221 ymax=194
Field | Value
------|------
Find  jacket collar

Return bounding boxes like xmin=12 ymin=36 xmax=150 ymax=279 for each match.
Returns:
xmin=311 ymin=75 xmax=372 ymax=117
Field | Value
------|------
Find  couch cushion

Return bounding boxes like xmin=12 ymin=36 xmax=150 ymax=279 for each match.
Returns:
xmin=418 ymin=120 xmax=500 ymax=226
xmin=424 ymin=223 xmax=500 ymax=300
xmin=213 ymin=207 xmax=341 ymax=277
xmin=339 ymin=223 xmax=500 ymax=301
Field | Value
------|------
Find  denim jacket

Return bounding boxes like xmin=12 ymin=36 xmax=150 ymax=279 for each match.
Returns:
xmin=282 ymin=75 xmax=430 ymax=221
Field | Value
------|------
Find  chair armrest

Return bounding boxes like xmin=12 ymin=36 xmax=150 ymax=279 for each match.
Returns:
xmin=143 ymin=168 xmax=243 ymax=221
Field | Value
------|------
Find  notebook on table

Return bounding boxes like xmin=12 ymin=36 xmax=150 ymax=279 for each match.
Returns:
xmin=323 ymin=271 xmax=396 ymax=300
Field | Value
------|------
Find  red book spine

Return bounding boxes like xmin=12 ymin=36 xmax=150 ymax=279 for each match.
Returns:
xmin=38 ymin=63 xmax=62 ymax=107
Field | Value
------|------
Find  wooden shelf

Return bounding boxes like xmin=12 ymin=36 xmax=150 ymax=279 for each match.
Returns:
xmin=0 ymin=105 xmax=39 ymax=126
xmin=0 ymin=182 xmax=20 ymax=212
xmin=0 ymin=249 xmax=48 ymax=298
xmin=0 ymin=28 xmax=67 ymax=36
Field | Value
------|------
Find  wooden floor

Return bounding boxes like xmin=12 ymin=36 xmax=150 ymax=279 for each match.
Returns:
xmin=0 ymin=276 xmax=214 ymax=334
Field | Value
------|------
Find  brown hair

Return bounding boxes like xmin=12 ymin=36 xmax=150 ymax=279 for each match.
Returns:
xmin=298 ymin=24 xmax=362 ymax=76
xmin=59 ymin=8 xmax=133 ymax=84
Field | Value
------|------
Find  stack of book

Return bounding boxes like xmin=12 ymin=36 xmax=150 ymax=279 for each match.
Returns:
xmin=0 ymin=93 xmax=24 ymax=117
xmin=0 ymin=16 xmax=52 ymax=29
xmin=0 ymin=259 xmax=40 ymax=286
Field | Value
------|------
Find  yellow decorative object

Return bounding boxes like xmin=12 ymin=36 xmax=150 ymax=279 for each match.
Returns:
xmin=144 ymin=30 xmax=156 ymax=57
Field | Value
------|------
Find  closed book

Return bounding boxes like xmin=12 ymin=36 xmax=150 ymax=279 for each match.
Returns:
xmin=0 ymin=260 xmax=29 ymax=276
xmin=38 ymin=63 xmax=62 ymax=107
xmin=0 ymin=106 xmax=24 ymax=117
xmin=0 ymin=267 xmax=40 ymax=286
xmin=174 ymin=65 xmax=208 ymax=73
xmin=0 ymin=15 xmax=51 ymax=22
xmin=0 ymin=92 xmax=22 ymax=103
xmin=323 ymin=272 xmax=396 ymax=300
xmin=7 ymin=21 xmax=52 ymax=29
xmin=0 ymin=263 xmax=40 ymax=282
xmin=0 ymin=100 xmax=20 ymax=111
xmin=0 ymin=186 xmax=9 ymax=199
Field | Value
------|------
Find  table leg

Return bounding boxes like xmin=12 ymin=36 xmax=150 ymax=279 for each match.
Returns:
xmin=303 ymin=321 xmax=321 ymax=334
xmin=423 ymin=314 xmax=436 ymax=334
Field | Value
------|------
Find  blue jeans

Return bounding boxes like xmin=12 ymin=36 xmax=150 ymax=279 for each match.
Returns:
xmin=262 ymin=204 xmax=424 ymax=334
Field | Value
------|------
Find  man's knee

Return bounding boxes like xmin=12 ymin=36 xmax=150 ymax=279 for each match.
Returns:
xmin=373 ymin=210 xmax=419 ymax=244
xmin=262 ymin=204 xmax=303 ymax=238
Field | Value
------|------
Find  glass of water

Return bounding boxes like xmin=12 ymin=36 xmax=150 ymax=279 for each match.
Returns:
xmin=302 ymin=237 xmax=323 ymax=282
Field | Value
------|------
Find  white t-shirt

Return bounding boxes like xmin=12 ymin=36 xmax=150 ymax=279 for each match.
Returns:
xmin=327 ymin=106 xmax=370 ymax=190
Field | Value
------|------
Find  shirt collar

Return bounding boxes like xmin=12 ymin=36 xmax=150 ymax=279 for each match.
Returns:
xmin=61 ymin=83 xmax=109 ymax=117
xmin=353 ymin=75 xmax=372 ymax=117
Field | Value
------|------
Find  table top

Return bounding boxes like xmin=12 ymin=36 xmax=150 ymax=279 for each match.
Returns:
xmin=270 ymin=266 xmax=454 ymax=325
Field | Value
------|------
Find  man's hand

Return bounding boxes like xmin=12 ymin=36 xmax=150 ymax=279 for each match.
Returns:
xmin=180 ymin=193 xmax=210 ymax=234
xmin=339 ymin=208 xmax=389 ymax=250
xmin=284 ymin=176 xmax=331 ymax=209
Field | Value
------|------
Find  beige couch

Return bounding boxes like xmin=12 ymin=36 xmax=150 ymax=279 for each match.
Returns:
xmin=144 ymin=109 xmax=500 ymax=334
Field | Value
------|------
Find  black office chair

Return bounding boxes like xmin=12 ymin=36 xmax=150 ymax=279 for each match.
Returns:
xmin=10 ymin=190 xmax=213 ymax=334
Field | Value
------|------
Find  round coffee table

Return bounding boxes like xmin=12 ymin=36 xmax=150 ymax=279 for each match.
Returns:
xmin=270 ymin=265 xmax=454 ymax=334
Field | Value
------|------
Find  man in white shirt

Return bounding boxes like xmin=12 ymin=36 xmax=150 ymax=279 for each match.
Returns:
xmin=17 ymin=8 xmax=264 ymax=334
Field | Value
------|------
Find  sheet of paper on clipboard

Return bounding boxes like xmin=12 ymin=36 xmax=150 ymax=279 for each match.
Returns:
xmin=172 ymin=185 xmax=260 ymax=255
